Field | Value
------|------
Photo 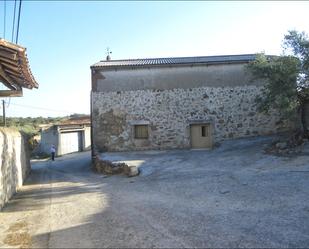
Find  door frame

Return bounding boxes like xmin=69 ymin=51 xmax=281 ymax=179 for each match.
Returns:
xmin=188 ymin=121 xmax=214 ymax=149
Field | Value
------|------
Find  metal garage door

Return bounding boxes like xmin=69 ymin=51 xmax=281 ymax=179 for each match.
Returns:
xmin=60 ymin=132 xmax=81 ymax=155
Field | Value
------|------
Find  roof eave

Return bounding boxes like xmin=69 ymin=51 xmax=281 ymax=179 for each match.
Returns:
xmin=0 ymin=39 xmax=38 ymax=91
xmin=91 ymin=59 xmax=255 ymax=70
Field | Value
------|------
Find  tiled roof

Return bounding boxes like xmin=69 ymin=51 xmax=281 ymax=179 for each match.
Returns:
xmin=59 ymin=117 xmax=90 ymax=125
xmin=0 ymin=39 xmax=38 ymax=90
xmin=91 ymin=54 xmax=257 ymax=69
xmin=40 ymin=117 xmax=91 ymax=130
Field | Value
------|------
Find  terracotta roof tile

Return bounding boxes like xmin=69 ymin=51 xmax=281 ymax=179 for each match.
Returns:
xmin=0 ymin=39 xmax=38 ymax=90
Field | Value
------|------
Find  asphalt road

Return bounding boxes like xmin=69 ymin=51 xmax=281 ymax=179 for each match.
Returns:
xmin=1 ymin=137 xmax=309 ymax=248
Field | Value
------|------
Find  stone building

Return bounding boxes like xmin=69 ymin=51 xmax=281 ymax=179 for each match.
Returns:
xmin=90 ymin=54 xmax=290 ymax=152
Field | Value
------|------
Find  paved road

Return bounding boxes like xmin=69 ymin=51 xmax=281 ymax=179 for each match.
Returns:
xmin=1 ymin=137 xmax=309 ymax=248
xmin=0 ymin=152 xmax=107 ymax=248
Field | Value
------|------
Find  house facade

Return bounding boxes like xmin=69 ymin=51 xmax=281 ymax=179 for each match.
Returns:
xmin=39 ymin=117 xmax=91 ymax=156
xmin=90 ymin=54 xmax=291 ymax=152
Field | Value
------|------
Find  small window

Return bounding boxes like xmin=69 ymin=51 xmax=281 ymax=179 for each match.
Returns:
xmin=201 ymin=126 xmax=209 ymax=137
xmin=134 ymin=125 xmax=149 ymax=139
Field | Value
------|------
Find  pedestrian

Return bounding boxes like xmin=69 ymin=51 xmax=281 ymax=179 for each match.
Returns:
xmin=51 ymin=144 xmax=56 ymax=161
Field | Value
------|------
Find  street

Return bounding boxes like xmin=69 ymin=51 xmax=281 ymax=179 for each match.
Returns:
xmin=1 ymin=137 xmax=309 ymax=248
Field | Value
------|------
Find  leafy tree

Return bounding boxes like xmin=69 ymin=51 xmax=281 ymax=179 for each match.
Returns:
xmin=247 ymin=30 xmax=309 ymax=136
xmin=248 ymin=54 xmax=300 ymax=117
xmin=284 ymin=30 xmax=309 ymax=89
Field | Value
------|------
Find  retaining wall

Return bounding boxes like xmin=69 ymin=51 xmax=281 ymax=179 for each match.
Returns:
xmin=0 ymin=128 xmax=31 ymax=210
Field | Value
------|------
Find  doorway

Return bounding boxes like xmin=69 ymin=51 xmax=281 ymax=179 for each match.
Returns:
xmin=190 ymin=124 xmax=213 ymax=149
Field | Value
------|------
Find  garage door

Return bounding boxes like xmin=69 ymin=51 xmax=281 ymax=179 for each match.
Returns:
xmin=60 ymin=132 xmax=82 ymax=155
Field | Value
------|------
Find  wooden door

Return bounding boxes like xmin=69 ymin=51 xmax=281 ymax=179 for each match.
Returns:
xmin=190 ymin=124 xmax=212 ymax=149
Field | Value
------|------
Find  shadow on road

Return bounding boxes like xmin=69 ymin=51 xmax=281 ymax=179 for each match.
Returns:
xmin=1 ymin=138 xmax=309 ymax=248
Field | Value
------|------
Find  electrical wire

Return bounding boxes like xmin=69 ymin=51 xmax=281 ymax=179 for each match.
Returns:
xmin=15 ymin=0 xmax=22 ymax=44
xmin=11 ymin=0 xmax=17 ymax=42
xmin=3 ymin=0 xmax=6 ymax=39
xmin=9 ymin=102 xmax=74 ymax=114
xmin=1 ymin=1 xmax=17 ymax=113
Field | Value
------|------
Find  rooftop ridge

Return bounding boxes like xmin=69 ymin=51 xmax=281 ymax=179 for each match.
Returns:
xmin=92 ymin=53 xmax=258 ymax=69
xmin=99 ymin=53 xmax=257 ymax=62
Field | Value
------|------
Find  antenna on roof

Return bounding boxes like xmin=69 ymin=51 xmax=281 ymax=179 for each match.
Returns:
xmin=106 ymin=47 xmax=112 ymax=61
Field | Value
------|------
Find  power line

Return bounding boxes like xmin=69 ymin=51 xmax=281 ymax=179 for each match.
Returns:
xmin=11 ymin=0 xmax=17 ymax=42
xmin=15 ymin=0 xmax=22 ymax=44
xmin=3 ymin=0 xmax=6 ymax=39
xmin=9 ymin=102 xmax=74 ymax=114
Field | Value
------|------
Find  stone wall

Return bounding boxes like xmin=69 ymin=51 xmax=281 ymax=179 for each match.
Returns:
xmin=0 ymin=128 xmax=31 ymax=210
xmin=92 ymin=85 xmax=291 ymax=152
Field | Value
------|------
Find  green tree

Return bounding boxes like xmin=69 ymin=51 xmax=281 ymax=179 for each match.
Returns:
xmin=247 ymin=30 xmax=309 ymax=136
xmin=284 ymin=30 xmax=309 ymax=88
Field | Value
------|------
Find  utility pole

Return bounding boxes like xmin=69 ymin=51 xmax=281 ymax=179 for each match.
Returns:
xmin=2 ymin=100 xmax=6 ymax=126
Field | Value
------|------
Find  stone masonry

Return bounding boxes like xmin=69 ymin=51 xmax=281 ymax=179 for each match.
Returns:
xmin=92 ymin=85 xmax=288 ymax=152
xmin=91 ymin=55 xmax=292 ymax=152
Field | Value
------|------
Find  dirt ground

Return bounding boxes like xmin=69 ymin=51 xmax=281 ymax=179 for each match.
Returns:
xmin=1 ymin=136 xmax=309 ymax=248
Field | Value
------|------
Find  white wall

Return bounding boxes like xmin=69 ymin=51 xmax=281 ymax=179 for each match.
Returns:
xmin=39 ymin=126 xmax=58 ymax=155
xmin=40 ymin=126 xmax=91 ymax=156
xmin=83 ymin=126 xmax=91 ymax=150
xmin=0 ymin=128 xmax=30 ymax=210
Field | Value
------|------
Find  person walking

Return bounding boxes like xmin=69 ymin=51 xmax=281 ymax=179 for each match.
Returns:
xmin=51 ymin=145 xmax=56 ymax=161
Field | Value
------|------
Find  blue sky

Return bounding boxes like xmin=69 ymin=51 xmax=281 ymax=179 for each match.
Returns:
xmin=1 ymin=1 xmax=309 ymax=117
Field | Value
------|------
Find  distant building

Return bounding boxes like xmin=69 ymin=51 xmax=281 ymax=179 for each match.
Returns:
xmin=90 ymin=54 xmax=292 ymax=152
xmin=39 ymin=117 xmax=91 ymax=156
